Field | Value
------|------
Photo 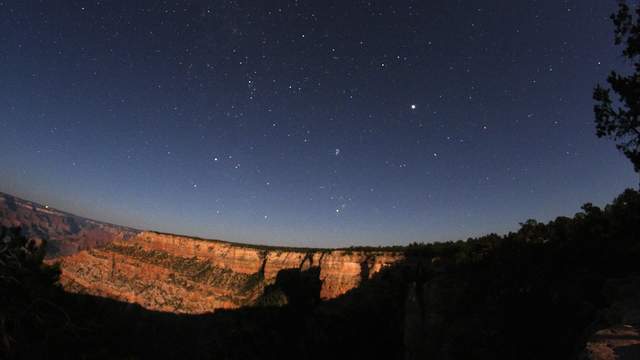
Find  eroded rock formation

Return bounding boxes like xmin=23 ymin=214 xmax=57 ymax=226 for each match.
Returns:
xmin=56 ymin=231 xmax=404 ymax=313
xmin=0 ymin=191 xmax=403 ymax=313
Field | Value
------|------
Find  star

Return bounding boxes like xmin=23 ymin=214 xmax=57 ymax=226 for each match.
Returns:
xmin=5 ymin=0 xmax=628 ymax=252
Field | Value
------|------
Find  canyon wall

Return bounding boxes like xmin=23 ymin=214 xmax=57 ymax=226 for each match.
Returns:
xmin=0 ymin=191 xmax=403 ymax=314
xmin=0 ymin=192 xmax=138 ymax=256
xmin=56 ymin=231 xmax=404 ymax=313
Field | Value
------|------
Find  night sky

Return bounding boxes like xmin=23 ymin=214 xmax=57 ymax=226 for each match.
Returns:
xmin=1 ymin=1 xmax=638 ymax=247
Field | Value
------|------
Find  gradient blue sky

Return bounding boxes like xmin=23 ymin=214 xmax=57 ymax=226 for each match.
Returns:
xmin=0 ymin=0 xmax=637 ymax=247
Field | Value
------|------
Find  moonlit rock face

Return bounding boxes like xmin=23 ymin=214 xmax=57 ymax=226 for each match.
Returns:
xmin=54 ymin=231 xmax=404 ymax=314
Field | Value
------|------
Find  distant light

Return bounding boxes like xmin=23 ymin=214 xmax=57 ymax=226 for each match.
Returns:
xmin=335 ymin=148 xmax=340 ymax=156
xmin=410 ymin=104 xmax=416 ymax=110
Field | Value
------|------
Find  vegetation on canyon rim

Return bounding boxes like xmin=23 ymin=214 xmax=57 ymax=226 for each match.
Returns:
xmin=1 ymin=1 xmax=640 ymax=359
xmin=1 ymin=188 xmax=640 ymax=359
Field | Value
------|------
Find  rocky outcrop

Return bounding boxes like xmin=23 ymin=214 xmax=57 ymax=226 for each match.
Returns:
xmin=0 ymin=191 xmax=403 ymax=313
xmin=583 ymin=277 xmax=640 ymax=360
xmin=56 ymin=231 xmax=404 ymax=313
xmin=584 ymin=325 xmax=640 ymax=360
xmin=0 ymin=192 xmax=138 ymax=256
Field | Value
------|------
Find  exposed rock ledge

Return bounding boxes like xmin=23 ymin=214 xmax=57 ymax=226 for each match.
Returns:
xmin=54 ymin=231 xmax=403 ymax=313
xmin=582 ymin=277 xmax=640 ymax=360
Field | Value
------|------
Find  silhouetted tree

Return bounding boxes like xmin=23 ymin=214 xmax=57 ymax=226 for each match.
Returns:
xmin=0 ymin=227 xmax=62 ymax=358
xmin=594 ymin=1 xmax=640 ymax=174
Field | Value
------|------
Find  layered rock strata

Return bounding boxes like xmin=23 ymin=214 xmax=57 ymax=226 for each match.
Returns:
xmin=56 ymin=231 xmax=403 ymax=313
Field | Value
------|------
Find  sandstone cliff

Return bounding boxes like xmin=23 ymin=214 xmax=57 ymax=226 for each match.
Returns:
xmin=0 ymin=191 xmax=403 ymax=314
xmin=56 ymin=231 xmax=404 ymax=313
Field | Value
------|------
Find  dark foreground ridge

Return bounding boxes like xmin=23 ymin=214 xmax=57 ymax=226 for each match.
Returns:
xmin=1 ymin=189 xmax=640 ymax=359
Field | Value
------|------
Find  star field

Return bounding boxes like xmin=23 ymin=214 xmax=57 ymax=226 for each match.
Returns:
xmin=0 ymin=0 xmax=637 ymax=247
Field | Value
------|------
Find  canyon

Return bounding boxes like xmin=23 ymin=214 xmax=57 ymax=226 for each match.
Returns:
xmin=0 ymin=192 xmax=403 ymax=313
xmin=0 ymin=192 xmax=138 ymax=256
xmin=3 ymin=190 xmax=640 ymax=359
xmin=56 ymin=231 xmax=403 ymax=313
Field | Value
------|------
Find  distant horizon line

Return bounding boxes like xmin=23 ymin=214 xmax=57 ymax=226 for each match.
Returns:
xmin=0 ymin=190 xmax=408 ymax=252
